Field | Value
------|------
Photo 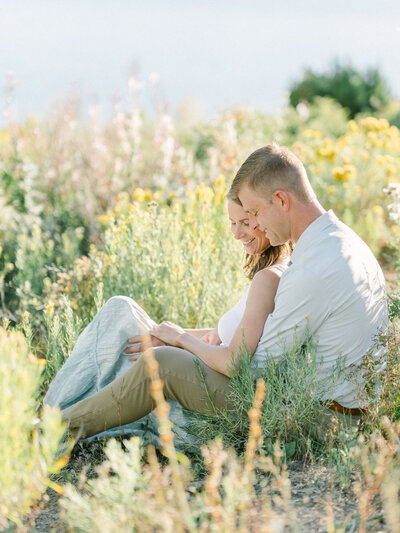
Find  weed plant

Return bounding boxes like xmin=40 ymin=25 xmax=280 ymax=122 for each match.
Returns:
xmin=58 ymin=341 xmax=400 ymax=532
xmin=182 ymin=339 xmax=344 ymax=461
xmin=1 ymin=96 xmax=400 ymax=321
xmin=0 ymin=326 xmax=66 ymax=529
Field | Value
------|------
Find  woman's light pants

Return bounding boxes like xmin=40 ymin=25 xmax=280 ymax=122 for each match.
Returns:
xmin=61 ymin=345 xmax=233 ymax=440
xmin=45 ymin=296 xmax=231 ymax=447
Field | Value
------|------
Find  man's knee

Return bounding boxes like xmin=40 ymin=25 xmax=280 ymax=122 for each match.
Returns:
xmin=152 ymin=346 xmax=197 ymax=377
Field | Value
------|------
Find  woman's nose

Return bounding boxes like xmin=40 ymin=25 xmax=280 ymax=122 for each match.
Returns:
xmin=233 ymin=226 xmax=245 ymax=240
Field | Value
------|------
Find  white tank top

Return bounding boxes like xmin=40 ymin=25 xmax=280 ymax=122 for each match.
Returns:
xmin=217 ymin=263 xmax=288 ymax=346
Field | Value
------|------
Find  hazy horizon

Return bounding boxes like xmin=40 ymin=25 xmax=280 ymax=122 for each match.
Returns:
xmin=1 ymin=0 xmax=400 ymax=123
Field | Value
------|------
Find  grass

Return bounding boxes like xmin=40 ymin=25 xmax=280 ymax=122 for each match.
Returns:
xmin=1 ymin=95 xmax=400 ymax=529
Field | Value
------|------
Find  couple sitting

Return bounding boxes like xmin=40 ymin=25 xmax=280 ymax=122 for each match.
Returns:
xmin=45 ymin=143 xmax=388 ymax=442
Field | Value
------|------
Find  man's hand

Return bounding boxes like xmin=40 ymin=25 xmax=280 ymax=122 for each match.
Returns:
xmin=200 ymin=328 xmax=222 ymax=345
xmin=126 ymin=333 xmax=166 ymax=361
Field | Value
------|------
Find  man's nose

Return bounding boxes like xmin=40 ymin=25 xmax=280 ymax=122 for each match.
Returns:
xmin=248 ymin=213 xmax=259 ymax=230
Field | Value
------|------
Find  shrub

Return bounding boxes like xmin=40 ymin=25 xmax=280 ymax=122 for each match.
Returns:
xmin=289 ymin=63 xmax=391 ymax=118
xmin=0 ymin=326 xmax=66 ymax=529
xmin=184 ymin=339 xmax=341 ymax=459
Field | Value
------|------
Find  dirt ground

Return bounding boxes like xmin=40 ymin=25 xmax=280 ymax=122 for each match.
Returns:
xmin=26 ymin=439 xmax=389 ymax=533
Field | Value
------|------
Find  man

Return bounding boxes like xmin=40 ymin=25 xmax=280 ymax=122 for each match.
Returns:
xmin=61 ymin=143 xmax=387 ymax=440
xmin=230 ymin=143 xmax=388 ymax=419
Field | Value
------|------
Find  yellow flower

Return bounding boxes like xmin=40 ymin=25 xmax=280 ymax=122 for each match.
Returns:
xmin=0 ymin=129 xmax=10 ymax=144
xmin=304 ymin=129 xmax=322 ymax=139
xmin=386 ymin=164 xmax=397 ymax=177
xmin=332 ymin=164 xmax=356 ymax=182
xmin=97 ymin=211 xmax=115 ymax=225
xmin=143 ymin=188 xmax=153 ymax=201
xmin=385 ymin=125 xmax=400 ymax=139
xmin=132 ymin=188 xmax=145 ymax=202
xmin=327 ymin=185 xmax=335 ymax=195
xmin=360 ymin=117 xmax=389 ymax=132
xmin=367 ymin=131 xmax=383 ymax=148
xmin=332 ymin=167 xmax=344 ymax=181
xmin=215 ymin=173 xmax=226 ymax=187
xmin=116 ymin=192 xmax=130 ymax=202
xmin=354 ymin=185 xmax=362 ymax=194
xmin=372 ymin=205 xmax=384 ymax=216
xmin=348 ymin=120 xmax=359 ymax=135
xmin=317 ymin=139 xmax=337 ymax=162
xmin=195 ymin=184 xmax=214 ymax=203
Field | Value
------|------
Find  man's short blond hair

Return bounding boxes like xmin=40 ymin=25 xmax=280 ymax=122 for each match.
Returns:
xmin=228 ymin=143 xmax=315 ymax=204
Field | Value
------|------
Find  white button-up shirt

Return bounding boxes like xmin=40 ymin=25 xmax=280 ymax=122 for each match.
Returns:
xmin=252 ymin=210 xmax=388 ymax=408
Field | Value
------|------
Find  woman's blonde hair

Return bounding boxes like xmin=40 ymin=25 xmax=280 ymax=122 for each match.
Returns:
xmin=226 ymin=194 xmax=292 ymax=280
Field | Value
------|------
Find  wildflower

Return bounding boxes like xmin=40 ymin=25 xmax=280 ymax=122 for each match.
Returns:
xmin=0 ymin=130 xmax=10 ymax=144
xmin=304 ymin=129 xmax=322 ymax=139
xmin=367 ymin=131 xmax=383 ymax=148
xmin=360 ymin=117 xmax=389 ymax=132
xmin=132 ymin=188 xmax=145 ymax=202
xmin=327 ymin=185 xmax=335 ymax=195
xmin=372 ymin=205 xmax=384 ymax=216
xmin=142 ymin=189 xmax=152 ymax=201
xmin=386 ymin=164 xmax=397 ymax=177
xmin=215 ymin=173 xmax=226 ymax=188
xmin=348 ymin=120 xmax=359 ymax=134
xmin=195 ymin=184 xmax=214 ymax=204
xmin=317 ymin=138 xmax=337 ymax=162
xmin=384 ymin=183 xmax=400 ymax=222
xmin=332 ymin=164 xmax=356 ymax=182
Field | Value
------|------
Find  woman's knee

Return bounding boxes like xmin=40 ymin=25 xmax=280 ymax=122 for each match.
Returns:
xmin=105 ymin=295 xmax=134 ymax=308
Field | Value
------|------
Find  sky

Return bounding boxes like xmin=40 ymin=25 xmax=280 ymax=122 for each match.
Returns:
xmin=0 ymin=0 xmax=400 ymax=123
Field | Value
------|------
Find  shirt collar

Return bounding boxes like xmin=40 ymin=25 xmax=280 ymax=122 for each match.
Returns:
xmin=290 ymin=210 xmax=338 ymax=264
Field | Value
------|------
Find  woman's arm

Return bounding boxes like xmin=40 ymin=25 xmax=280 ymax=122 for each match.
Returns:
xmin=184 ymin=328 xmax=219 ymax=341
xmin=150 ymin=268 xmax=282 ymax=376
xmin=126 ymin=327 xmax=220 ymax=359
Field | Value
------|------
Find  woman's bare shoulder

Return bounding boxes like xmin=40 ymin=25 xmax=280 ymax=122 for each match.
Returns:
xmin=249 ymin=266 xmax=282 ymax=294
xmin=253 ymin=263 xmax=286 ymax=282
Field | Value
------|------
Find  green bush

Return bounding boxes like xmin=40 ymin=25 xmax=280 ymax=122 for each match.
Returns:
xmin=184 ymin=339 xmax=342 ymax=459
xmin=0 ymin=326 xmax=66 ymax=529
xmin=289 ymin=63 xmax=391 ymax=118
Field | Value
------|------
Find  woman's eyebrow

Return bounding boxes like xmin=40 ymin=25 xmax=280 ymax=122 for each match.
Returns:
xmin=229 ymin=217 xmax=249 ymax=222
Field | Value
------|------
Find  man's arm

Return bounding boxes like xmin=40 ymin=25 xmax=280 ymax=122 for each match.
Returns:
xmin=255 ymin=267 xmax=329 ymax=361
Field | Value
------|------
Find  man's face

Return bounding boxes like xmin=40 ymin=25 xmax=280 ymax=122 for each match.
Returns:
xmin=238 ymin=184 xmax=289 ymax=246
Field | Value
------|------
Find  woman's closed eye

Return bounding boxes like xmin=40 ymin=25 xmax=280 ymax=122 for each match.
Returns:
xmin=230 ymin=220 xmax=249 ymax=227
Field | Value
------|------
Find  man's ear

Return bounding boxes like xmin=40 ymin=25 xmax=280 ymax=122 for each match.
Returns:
xmin=272 ymin=190 xmax=290 ymax=211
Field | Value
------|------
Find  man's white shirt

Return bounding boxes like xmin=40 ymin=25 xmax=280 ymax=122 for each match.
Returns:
xmin=252 ymin=210 xmax=388 ymax=408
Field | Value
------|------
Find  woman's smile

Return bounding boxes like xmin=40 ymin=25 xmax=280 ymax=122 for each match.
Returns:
xmin=228 ymin=199 xmax=270 ymax=255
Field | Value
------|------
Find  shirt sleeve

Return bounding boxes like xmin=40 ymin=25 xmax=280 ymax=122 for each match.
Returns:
xmin=254 ymin=266 xmax=330 ymax=362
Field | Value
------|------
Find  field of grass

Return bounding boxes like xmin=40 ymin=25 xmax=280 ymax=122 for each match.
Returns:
xmin=0 ymin=92 xmax=399 ymax=531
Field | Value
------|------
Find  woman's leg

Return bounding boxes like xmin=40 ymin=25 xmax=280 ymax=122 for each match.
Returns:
xmin=44 ymin=296 xmax=156 ymax=410
xmin=62 ymin=346 xmax=232 ymax=440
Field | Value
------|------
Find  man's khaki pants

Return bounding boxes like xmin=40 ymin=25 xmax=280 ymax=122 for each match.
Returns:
xmin=61 ymin=346 xmax=233 ymax=440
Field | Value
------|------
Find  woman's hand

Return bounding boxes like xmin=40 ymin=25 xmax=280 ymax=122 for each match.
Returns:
xmin=200 ymin=328 xmax=222 ymax=345
xmin=150 ymin=321 xmax=186 ymax=347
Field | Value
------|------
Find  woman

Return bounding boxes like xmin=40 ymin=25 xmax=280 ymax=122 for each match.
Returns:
xmin=46 ymin=197 xmax=290 ymax=443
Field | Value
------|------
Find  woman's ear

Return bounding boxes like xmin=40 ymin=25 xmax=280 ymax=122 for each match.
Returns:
xmin=272 ymin=190 xmax=290 ymax=211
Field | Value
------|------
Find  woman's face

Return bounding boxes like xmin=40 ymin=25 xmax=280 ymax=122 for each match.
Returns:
xmin=228 ymin=199 xmax=270 ymax=255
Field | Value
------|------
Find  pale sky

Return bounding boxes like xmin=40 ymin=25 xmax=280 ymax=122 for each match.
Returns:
xmin=1 ymin=0 xmax=399 ymax=122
